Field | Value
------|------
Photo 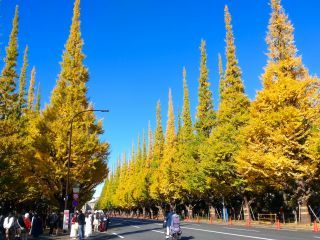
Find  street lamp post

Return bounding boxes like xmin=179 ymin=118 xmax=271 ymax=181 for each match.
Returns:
xmin=64 ymin=109 xmax=109 ymax=210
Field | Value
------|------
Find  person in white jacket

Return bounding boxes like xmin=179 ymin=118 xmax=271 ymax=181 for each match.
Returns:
xmin=3 ymin=213 xmax=15 ymax=240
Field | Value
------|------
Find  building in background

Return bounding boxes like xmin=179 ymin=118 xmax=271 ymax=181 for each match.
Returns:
xmin=82 ymin=197 xmax=99 ymax=211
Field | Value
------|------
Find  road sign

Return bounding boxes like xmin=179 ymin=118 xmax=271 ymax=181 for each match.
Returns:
xmin=73 ymin=193 xmax=79 ymax=199
xmin=72 ymin=200 xmax=79 ymax=207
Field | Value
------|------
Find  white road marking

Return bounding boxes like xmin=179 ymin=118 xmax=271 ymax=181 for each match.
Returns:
xmin=281 ymin=229 xmax=298 ymax=232
xmin=193 ymin=224 xmax=201 ymax=226
xmin=182 ymin=226 xmax=278 ymax=240
xmin=314 ymin=237 xmax=320 ymax=239
xmin=156 ymin=223 xmax=163 ymax=225
xmin=133 ymin=225 xmax=141 ymax=228
xmin=223 ymin=227 xmax=260 ymax=232
xmin=152 ymin=230 xmax=165 ymax=234
xmin=112 ymin=233 xmax=125 ymax=238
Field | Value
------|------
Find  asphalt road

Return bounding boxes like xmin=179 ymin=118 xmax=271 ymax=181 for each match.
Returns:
xmin=92 ymin=217 xmax=320 ymax=240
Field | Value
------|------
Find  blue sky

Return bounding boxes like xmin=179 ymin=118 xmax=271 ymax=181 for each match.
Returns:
xmin=1 ymin=0 xmax=320 ymax=197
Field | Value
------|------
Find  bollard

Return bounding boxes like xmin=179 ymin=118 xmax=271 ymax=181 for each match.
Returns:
xmin=246 ymin=219 xmax=251 ymax=227
xmin=229 ymin=218 xmax=233 ymax=225
xmin=314 ymin=220 xmax=319 ymax=232
xmin=276 ymin=220 xmax=280 ymax=230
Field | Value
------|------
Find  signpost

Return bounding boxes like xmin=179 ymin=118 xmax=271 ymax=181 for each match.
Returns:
xmin=63 ymin=210 xmax=70 ymax=230
xmin=72 ymin=183 xmax=80 ymax=209
xmin=72 ymin=200 xmax=79 ymax=207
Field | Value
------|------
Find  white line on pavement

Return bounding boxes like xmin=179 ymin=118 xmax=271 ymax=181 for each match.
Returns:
xmin=314 ymin=237 xmax=320 ymax=239
xmin=133 ymin=225 xmax=141 ymax=228
xmin=223 ymin=227 xmax=260 ymax=232
xmin=112 ymin=233 xmax=125 ymax=238
xmin=182 ymin=226 xmax=279 ymax=240
xmin=152 ymin=230 xmax=165 ymax=234
xmin=155 ymin=223 xmax=163 ymax=225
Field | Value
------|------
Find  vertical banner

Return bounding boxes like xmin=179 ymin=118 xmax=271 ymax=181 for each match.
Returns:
xmin=63 ymin=210 xmax=70 ymax=230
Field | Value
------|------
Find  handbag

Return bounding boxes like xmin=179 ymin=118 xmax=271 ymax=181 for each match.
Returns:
xmin=73 ymin=222 xmax=79 ymax=231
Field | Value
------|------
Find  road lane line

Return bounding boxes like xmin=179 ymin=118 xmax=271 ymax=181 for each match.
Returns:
xmin=152 ymin=230 xmax=165 ymax=234
xmin=223 ymin=227 xmax=260 ymax=232
xmin=156 ymin=223 xmax=163 ymax=225
xmin=314 ymin=237 xmax=320 ymax=239
xmin=182 ymin=226 xmax=278 ymax=240
xmin=133 ymin=225 xmax=141 ymax=228
xmin=112 ymin=233 xmax=125 ymax=238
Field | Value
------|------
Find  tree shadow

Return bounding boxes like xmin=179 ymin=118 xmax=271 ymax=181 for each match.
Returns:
xmin=181 ymin=236 xmax=194 ymax=240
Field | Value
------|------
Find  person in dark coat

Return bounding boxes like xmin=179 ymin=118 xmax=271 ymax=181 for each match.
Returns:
xmin=77 ymin=211 xmax=85 ymax=240
xmin=30 ymin=213 xmax=43 ymax=239
xmin=0 ymin=215 xmax=4 ymax=240
xmin=48 ymin=213 xmax=58 ymax=235
xmin=16 ymin=213 xmax=27 ymax=240
xmin=165 ymin=208 xmax=173 ymax=239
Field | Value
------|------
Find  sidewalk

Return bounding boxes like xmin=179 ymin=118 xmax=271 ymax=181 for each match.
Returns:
xmin=39 ymin=231 xmax=107 ymax=240
xmin=184 ymin=217 xmax=316 ymax=232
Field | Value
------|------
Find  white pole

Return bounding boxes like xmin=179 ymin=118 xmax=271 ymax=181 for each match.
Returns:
xmin=308 ymin=205 xmax=320 ymax=222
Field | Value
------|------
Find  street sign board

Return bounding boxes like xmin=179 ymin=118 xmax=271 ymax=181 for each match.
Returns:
xmin=73 ymin=193 xmax=79 ymax=199
xmin=63 ymin=210 xmax=69 ymax=230
xmin=72 ymin=200 xmax=79 ymax=207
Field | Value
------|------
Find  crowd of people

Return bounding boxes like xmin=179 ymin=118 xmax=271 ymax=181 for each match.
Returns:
xmin=0 ymin=210 xmax=110 ymax=240
xmin=0 ymin=212 xmax=43 ymax=240
xmin=70 ymin=210 xmax=110 ymax=240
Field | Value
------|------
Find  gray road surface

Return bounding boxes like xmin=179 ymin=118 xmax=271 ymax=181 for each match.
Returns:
xmin=94 ymin=217 xmax=320 ymax=240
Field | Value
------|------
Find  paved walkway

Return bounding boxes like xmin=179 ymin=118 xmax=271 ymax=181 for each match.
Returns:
xmin=39 ymin=230 xmax=108 ymax=240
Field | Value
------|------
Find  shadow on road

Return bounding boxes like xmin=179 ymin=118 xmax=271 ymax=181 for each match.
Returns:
xmin=181 ymin=236 xmax=194 ymax=240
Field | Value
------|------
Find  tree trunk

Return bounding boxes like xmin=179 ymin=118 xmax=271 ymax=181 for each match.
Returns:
xmin=156 ymin=205 xmax=165 ymax=219
xmin=142 ymin=207 xmax=146 ymax=218
xmin=300 ymin=198 xmax=311 ymax=224
xmin=209 ymin=205 xmax=216 ymax=220
xmin=243 ymin=195 xmax=251 ymax=221
xmin=186 ymin=204 xmax=193 ymax=219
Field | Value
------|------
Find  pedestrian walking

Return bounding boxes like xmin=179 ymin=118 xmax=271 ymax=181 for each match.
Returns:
xmin=48 ymin=213 xmax=58 ymax=236
xmin=70 ymin=213 xmax=78 ymax=239
xmin=84 ymin=212 xmax=92 ymax=237
xmin=77 ymin=210 xmax=85 ymax=240
xmin=93 ymin=213 xmax=99 ymax=232
xmin=16 ymin=213 xmax=27 ymax=240
xmin=56 ymin=213 xmax=63 ymax=236
xmin=3 ymin=213 xmax=15 ymax=240
xmin=30 ymin=213 xmax=43 ymax=239
xmin=165 ymin=208 xmax=173 ymax=240
xmin=22 ymin=214 xmax=31 ymax=236
xmin=0 ymin=214 xmax=5 ymax=240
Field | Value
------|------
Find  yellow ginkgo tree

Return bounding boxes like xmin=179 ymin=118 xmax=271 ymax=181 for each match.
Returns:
xmin=236 ymin=0 xmax=320 ymax=224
